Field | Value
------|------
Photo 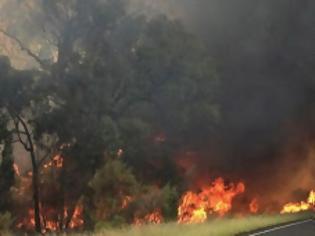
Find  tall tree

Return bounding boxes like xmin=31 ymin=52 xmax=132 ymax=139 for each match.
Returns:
xmin=0 ymin=56 xmax=49 ymax=233
xmin=0 ymin=115 xmax=14 ymax=214
xmin=0 ymin=0 xmax=219 ymax=230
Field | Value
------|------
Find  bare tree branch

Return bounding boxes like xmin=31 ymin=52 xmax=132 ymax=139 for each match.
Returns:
xmin=12 ymin=117 xmax=31 ymax=152
xmin=0 ymin=28 xmax=49 ymax=71
xmin=12 ymin=130 xmax=28 ymax=136
xmin=10 ymin=139 xmax=21 ymax=144
xmin=6 ymin=109 xmax=42 ymax=232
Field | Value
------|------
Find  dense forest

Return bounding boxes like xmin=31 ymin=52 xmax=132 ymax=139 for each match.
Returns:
xmin=0 ymin=0 xmax=314 ymax=233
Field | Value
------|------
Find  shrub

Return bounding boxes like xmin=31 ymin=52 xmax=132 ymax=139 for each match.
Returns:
xmin=0 ymin=212 xmax=13 ymax=231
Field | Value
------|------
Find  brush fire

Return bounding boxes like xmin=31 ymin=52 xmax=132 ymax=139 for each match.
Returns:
xmin=177 ymin=178 xmax=245 ymax=223
xmin=0 ymin=0 xmax=314 ymax=234
xmin=281 ymin=190 xmax=315 ymax=214
xmin=13 ymin=155 xmax=85 ymax=232
xmin=12 ymin=154 xmax=315 ymax=233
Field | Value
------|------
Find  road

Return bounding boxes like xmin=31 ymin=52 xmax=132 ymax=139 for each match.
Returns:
xmin=248 ymin=219 xmax=315 ymax=236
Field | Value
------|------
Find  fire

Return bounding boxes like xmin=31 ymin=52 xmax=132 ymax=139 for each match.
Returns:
xmin=69 ymin=205 xmax=84 ymax=229
xmin=13 ymin=163 xmax=21 ymax=176
xmin=281 ymin=190 xmax=315 ymax=214
xmin=190 ymin=207 xmax=207 ymax=224
xmin=307 ymin=190 xmax=315 ymax=205
xmin=121 ymin=195 xmax=133 ymax=209
xmin=134 ymin=209 xmax=163 ymax=226
xmin=249 ymin=198 xmax=259 ymax=213
xmin=117 ymin=148 xmax=124 ymax=157
xmin=177 ymin=178 xmax=245 ymax=224
xmin=14 ymin=153 xmax=84 ymax=232
xmin=43 ymin=155 xmax=63 ymax=169
xmin=16 ymin=205 xmax=84 ymax=232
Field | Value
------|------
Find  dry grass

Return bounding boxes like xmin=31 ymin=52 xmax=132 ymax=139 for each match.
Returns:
xmin=3 ymin=212 xmax=313 ymax=236
xmin=91 ymin=212 xmax=314 ymax=236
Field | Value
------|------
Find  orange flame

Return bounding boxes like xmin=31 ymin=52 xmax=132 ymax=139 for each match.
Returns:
xmin=121 ymin=195 xmax=133 ymax=209
xmin=249 ymin=198 xmax=259 ymax=213
xmin=134 ymin=209 xmax=163 ymax=226
xmin=307 ymin=190 xmax=315 ymax=205
xmin=178 ymin=178 xmax=245 ymax=224
xmin=43 ymin=155 xmax=63 ymax=169
xmin=14 ymin=154 xmax=84 ymax=232
xmin=13 ymin=163 xmax=21 ymax=176
xmin=281 ymin=190 xmax=315 ymax=214
xmin=16 ymin=205 xmax=84 ymax=232
xmin=69 ymin=205 xmax=84 ymax=229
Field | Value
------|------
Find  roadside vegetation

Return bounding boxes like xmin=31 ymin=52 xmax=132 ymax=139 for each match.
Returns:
xmin=1 ymin=0 xmax=315 ymax=235
xmin=92 ymin=212 xmax=314 ymax=236
xmin=0 ymin=208 xmax=313 ymax=235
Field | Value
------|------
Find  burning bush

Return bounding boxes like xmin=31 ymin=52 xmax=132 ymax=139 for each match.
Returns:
xmin=281 ymin=190 xmax=315 ymax=214
xmin=177 ymin=178 xmax=245 ymax=224
xmin=88 ymin=159 xmax=140 ymax=226
xmin=88 ymin=159 xmax=178 ymax=227
xmin=11 ymin=155 xmax=85 ymax=233
xmin=128 ymin=184 xmax=178 ymax=225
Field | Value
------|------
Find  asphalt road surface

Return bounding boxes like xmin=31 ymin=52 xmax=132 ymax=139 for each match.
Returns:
xmin=248 ymin=219 xmax=315 ymax=236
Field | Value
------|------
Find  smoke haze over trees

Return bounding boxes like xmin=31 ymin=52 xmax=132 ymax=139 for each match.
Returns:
xmin=0 ymin=0 xmax=314 ymax=233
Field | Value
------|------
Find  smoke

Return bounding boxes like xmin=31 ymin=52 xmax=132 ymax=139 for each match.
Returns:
xmin=130 ymin=0 xmax=315 ymax=206
xmin=1 ymin=0 xmax=315 ymax=209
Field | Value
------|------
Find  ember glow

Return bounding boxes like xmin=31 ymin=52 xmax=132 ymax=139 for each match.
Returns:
xmin=134 ymin=209 xmax=163 ymax=226
xmin=177 ymin=178 xmax=245 ymax=224
xmin=249 ymin=198 xmax=259 ymax=214
xmin=68 ymin=205 xmax=84 ymax=229
xmin=13 ymin=156 xmax=315 ymax=231
xmin=281 ymin=190 xmax=315 ymax=214
xmin=13 ymin=163 xmax=20 ymax=176
xmin=16 ymin=205 xmax=84 ymax=232
xmin=43 ymin=155 xmax=64 ymax=169
xmin=13 ymin=157 xmax=84 ymax=232
xmin=121 ymin=195 xmax=133 ymax=209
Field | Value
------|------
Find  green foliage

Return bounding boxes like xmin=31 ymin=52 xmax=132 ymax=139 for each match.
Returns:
xmin=28 ymin=2 xmax=219 ymax=222
xmin=128 ymin=184 xmax=178 ymax=222
xmin=0 ymin=212 xmax=13 ymax=232
xmin=0 ymin=56 xmax=35 ymax=112
xmin=88 ymin=159 xmax=140 ymax=223
xmin=94 ymin=215 xmax=127 ymax=231
xmin=88 ymin=158 xmax=178 ymax=226
xmin=0 ymin=117 xmax=14 ymax=213
xmin=95 ymin=213 xmax=314 ymax=236
xmin=134 ymin=16 xmax=219 ymax=138
xmin=160 ymin=185 xmax=178 ymax=220
xmin=0 ymin=0 xmax=219 ymax=230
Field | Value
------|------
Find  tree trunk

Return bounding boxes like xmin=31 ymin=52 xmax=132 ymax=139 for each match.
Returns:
xmin=30 ymin=149 xmax=42 ymax=233
xmin=14 ymin=114 xmax=42 ymax=233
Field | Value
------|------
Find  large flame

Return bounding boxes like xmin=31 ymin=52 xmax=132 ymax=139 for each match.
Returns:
xmin=13 ymin=152 xmax=315 ymax=232
xmin=281 ymin=190 xmax=315 ymax=214
xmin=177 ymin=178 xmax=245 ymax=224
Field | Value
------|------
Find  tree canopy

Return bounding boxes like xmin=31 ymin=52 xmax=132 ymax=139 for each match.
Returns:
xmin=0 ymin=0 xmax=218 ymax=232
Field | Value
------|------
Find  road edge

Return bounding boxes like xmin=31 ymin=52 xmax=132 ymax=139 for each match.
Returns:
xmin=236 ymin=217 xmax=315 ymax=236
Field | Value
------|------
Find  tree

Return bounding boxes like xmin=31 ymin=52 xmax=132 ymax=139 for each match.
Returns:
xmin=0 ymin=0 xmax=219 ymax=231
xmin=0 ymin=56 xmax=41 ymax=232
xmin=0 ymin=56 xmax=59 ymax=233
xmin=0 ymin=115 xmax=14 ymax=214
xmin=88 ymin=158 xmax=140 ymax=225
